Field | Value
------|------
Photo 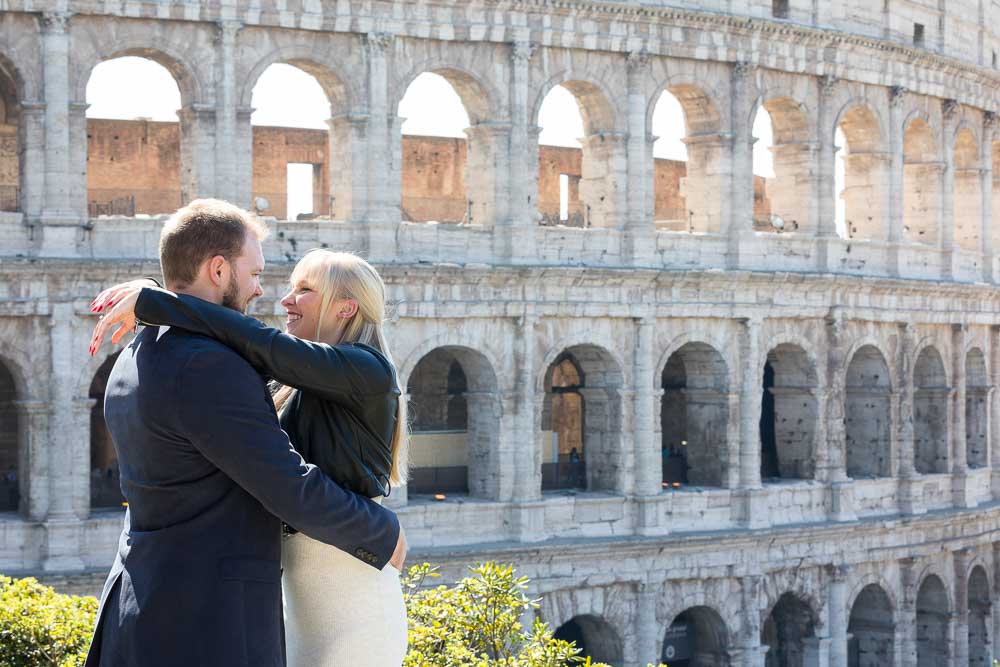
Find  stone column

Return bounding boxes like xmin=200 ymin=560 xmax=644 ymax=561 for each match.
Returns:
xmin=940 ymin=99 xmax=960 ymax=280
xmin=67 ymin=102 xmax=88 ymax=221
xmin=496 ymin=40 xmax=537 ymax=262
xmin=234 ymin=106 xmax=254 ymax=209
xmin=512 ymin=311 xmax=544 ymax=540
xmin=15 ymin=399 xmax=49 ymax=521
xmin=464 ymin=121 xmax=511 ymax=227
xmin=991 ymin=326 xmax=1000 ymax=500
xmin=579 ymin=131 xmax=628 ymax=229
xmin=954 ymin=548 xmax=971 ymax=666
xmin=825 ymin=313 xmax=855 ymax=520
xmin=898 ymin=557 xmax=918 ymax=666
xmin=726 ymin=61 xmax=755 ymax=269
xmin=177 ymin=104 xmax=218 ymax=204
xmin=327 ymin=113 xmax=369 ymax=222
xmin=364 ymin=32 xmax=398 ymax=259
xmin=39 ymin=11 xmax=76 ymax=224
xmin=624 ymin=50 xmax=654 ymax=266
xmin=215 ymin=20 xmax=243 ymax=205
xmin=828 ymin=564 xmax=851 ymax=667
xmin=815 ymin=75 xmax=839 ymax=272
xmin=634 ymin=316 xmax=660 ymax=532
xmin=634 ymin=583 xmax=659 ymax=666
xmin=887 ymin=86 xmax=907 ymax=277
xmin=733 ymin=575 xmax=768 ymax=667
xmin=737 ymin=317 xmax=767 ymax=528
xmin=981 ymin=112 xmax=995 ymax=283
xmin=992 ymin=541 xmax=1000 ymax=659
xmin=18 ymin=101 xmax=46 ymax=219
xmin=953 ymin=323 xmax=974 ymax=508
xmin=897 ymin=322 xmax=925 ymax=515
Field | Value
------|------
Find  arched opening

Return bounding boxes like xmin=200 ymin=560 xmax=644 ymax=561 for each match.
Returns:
xmin=915 ymin=575 xmax=950 ymax=666
xmin=762 ymin=593 xmax=817 ymax=667
xmin=913 ymin=347 xmax=949 ymax=474
xmin=0 ymin=360 xmax=19 ymax=512
xmin=398 ymin=71 xmax=477 ymax=224
xmin=250 ymin=63 xmax=338 ymax=220
xmin=406 ymin=346 xmax=500 ymax=499
xmin=836 ymin=106 xmax=886 ymax=241
xmin=662 ymin=606 xmax=730 ymax=667
xmin=966 ymin=348 xmax=990 ymax=468
xmin=537 ymin=81 xmax=620 ymax=229
xmin=845 ymin=345 xmax=892 ymax=478
xmin=902 ymin=117 xmax=940 ymax=245
xmin=651 ymin=85 xmax=723 ymax=233
xmin=660 ymin=343 xmax=730 ymax=488
xmin=968 ymin=566 xmax=991 ymax=665
xmin=85 ymin=56 xmax=182 ymax=216
xmin=754 ymin=98 xmax=811 ymax=233
xmin=760 ymin=344 xmax=818 ymax=482
xmin=953 ymin=128 xmax=982 ymax=252
xmin=0 ymin=56 xmax=21 ymax=212
xmin=542 ymin=345 xmax=624 ymax=492
xmin=90 ymin=352 xmax=124 ymax=509
xmin=553 ymin=614 xmax=623 ymax=667
xmin=847 ymin=584 xmax=894 ymax=666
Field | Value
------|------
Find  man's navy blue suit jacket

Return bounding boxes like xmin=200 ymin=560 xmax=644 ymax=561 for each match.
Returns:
xmin=84 ymin=325 xmax=400 ymax=666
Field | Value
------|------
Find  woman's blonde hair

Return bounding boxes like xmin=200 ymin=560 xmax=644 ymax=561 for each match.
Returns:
xmin=273 ymin=249 xmax=408 ymax=487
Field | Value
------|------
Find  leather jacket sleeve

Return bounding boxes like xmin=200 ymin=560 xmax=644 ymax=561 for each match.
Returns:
xmin=135 ymin=287 xmax=399 ymax=406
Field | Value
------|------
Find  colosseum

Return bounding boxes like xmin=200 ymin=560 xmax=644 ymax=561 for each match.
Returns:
xmin=2 ymin=1 xmax=1000 ymax=665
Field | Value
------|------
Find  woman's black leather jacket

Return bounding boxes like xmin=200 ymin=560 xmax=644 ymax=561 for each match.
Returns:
xmin=134 ymin=287 xmax=399 ymax=500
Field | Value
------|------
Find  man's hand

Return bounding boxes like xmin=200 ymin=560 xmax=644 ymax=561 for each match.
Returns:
xmin=389 ymin=524 xmax=407 ymax=571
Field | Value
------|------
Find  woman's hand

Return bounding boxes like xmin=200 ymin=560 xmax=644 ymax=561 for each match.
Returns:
xmin=89 ymin=279 xmax=157 ymax=355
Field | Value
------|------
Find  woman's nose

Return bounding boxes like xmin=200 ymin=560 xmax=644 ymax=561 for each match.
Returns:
xmin=280 ymin=291 xmax=294 ymax=307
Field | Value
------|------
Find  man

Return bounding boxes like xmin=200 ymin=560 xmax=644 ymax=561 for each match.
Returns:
xmin=84 ymin=199 xmax=406 ymax=666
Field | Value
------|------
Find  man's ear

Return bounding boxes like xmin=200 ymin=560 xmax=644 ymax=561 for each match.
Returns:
xmin=338 ymin=299 xmax=359 ymax=319
xmin=208 ymin=255 xmax=228 ymax=287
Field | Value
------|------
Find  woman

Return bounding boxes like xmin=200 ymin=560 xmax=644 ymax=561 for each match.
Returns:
xmin=89 ymin=250 xmax=409 ymax=667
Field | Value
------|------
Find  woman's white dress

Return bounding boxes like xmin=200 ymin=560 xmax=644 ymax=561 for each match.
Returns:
xmin=282 ymin=499 xmax=408 ymax=667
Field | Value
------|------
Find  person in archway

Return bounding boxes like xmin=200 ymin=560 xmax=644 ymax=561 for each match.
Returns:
xmin=87 ymin=200 xmax=408 ymax=667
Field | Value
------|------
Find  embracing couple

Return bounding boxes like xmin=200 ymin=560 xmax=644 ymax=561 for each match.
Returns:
xmin=83 ymin=199 xmax=409 ymax=667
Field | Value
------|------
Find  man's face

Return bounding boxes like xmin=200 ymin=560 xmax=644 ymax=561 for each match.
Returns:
xmin=222 ymin=236 xmax=265 ymax=314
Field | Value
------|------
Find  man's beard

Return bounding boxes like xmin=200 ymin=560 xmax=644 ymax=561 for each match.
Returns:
xmin=221 ymin=272 xmax=247 ymax=313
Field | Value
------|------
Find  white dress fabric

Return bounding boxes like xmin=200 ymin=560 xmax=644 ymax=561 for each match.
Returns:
xmin=282 ymin=499 xmax=408 ymax=667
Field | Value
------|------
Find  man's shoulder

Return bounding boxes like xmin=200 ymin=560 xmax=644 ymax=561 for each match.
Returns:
xmin=146 ymin=328 xmax=257 ymax=378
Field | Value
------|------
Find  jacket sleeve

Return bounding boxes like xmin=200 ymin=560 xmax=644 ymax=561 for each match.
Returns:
xmin=174 ymin=348 xmax=399 ymax=570
xmin=135 ymin=287 xmax=396 ymax=405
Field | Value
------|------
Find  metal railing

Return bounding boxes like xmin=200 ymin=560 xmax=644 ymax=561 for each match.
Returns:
xmin=0 ymin=185 xmax=19 ymax=212
xmin=88 ymin=195 xmax=136 ymax=218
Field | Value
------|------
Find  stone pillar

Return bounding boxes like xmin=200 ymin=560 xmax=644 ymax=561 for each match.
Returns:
xmin=953 ymin=323 xmax=975 ymax=508
xmin=578 ymin=131 xmax=628 ymax=229
xmin=737 ymin=317 xmax=767 ymax=528
xmin=234 ymin=106 xmax=254 ymax=209
xmin=768 ymin=141 xmax=818 ymax=233
xmin=898 ymin=557 xmax=918 ymax=666
xmin=825 ymin=313 xmax=855 ymax=520
xmin=941 ymin=99 xmax=960 ymax=279
xmin=841 ymin=152 xmax=891 ymax=241
xmin=67 ymin=102 xmax=88 ymax=221
xmin=464 ymin=121 xmax=510 ymax=227
xmin=215 ymin=20 xmax=242 ymax=205
xmin=992 ymin=326 xmax=1000 ymax=500
xmin=828 ymin=565 xmax=851 ymax=667
xmin=512 ymin=311 xmax=544 ymax=540
xmin=496 ymin=40 xmax=537 ymax=262
xmin=177 ymin=104 xmax=217 ymax=204
xmin=992 ymin=541 xmax=1000 ymax=659
xmin=634 ymin=583 xmax=659 ymax=666
xmin=364 ymin=32 xmax=398 ymax=256
xmin=327 ymin=113 xmax=369 ymax=222
xmin=954 ymin=548 xmax=971 ymax=666
xmin=39 ymin=12 xmax=76 ymax=224
xmin=897 ymin=322 xmax=925 ymax=515
xmin=727 ymin=61 xmax=755 ymax=269
xmin=887 ymin=86 xmax=907 ymax=276
xmin=18 ymin=101 xmax=46 ymax=219
xmin=815 ymin=75 xmax=839 ymax=272
xmin=624 ymin=51 xmax=654 ymax=265
xmin=733 ymin=575 xmax=768 ymax=667
xmin=981 ymin=112 xmax=995 ymax=283
xmin=16 ymin=399 xmax=49 ymax=521
xmin=634 ymin=316 xmax=660 ymax=532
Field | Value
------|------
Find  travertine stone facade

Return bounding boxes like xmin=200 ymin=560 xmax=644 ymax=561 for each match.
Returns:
xmin=2 ymin=1 xmax=1000 ymax=665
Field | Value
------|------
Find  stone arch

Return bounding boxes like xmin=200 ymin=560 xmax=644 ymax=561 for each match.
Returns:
xmin=846 ymin=573 xmax=900 ymax=614
xmin=648 ymin=74 xmax=726 ymax=233
xmin=847 ymin=583 xmax=895 ymax=667
xmin=72 ymin=40 xmax=205 ymax=107
xmin=913 ymin=345 xmax=949 ymax=474
xmin=403 ymin=344 xmax=502 ymax=500
xmin=661 ymin=341 xmax=732 ymax=488
xmin=752 ymin=94 xmax=814 ymax=233
xmin=533 ymin=71 xmax=621 ymax=136
xmin=553 ymin=614 xmax=624 ymax=667
xmin=761 ymin=591 xmax=819 ymax=667
xmin=966 ymin=347 xmax=990 ymax=468
xmin=902 ymin=112 xmax=941 ymax=245
xmin=539 ymin=343 xmax=626 ymax=493
xmin=761 ymin=342 xmax=819 ymax=482
xmin=968 ymin=564 xmax=991 ymax=666
xmin=834 ymin=100 xmax=888 ymax=241
xmin=395 ymin=60 xmax=498 ymax=127
xmin=845 ymin=344 xmax=893 ymax=478
xmin=663 ymin=605 xmax=731 ymax=666
xmin=0 ymin=15 xmax=42 ymax=103
xmin=90 ymin=351 xmax=123 ymax=509
xmin=916 ymin=573 xmax=951 ymax=666
xmin=953 ymin=126 xmax=982 ymax=251
xmin=242 ymin=47 xmax=359 ymax=112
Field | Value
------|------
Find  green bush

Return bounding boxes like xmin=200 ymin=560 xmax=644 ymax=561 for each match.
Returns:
xmin=0 ymin=575 xmax=98 ymax=667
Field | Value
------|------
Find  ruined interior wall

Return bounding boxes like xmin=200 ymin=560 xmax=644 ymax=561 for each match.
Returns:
xmin=401 ymin=136 xmax=467 ymax=223
xmin=0 ymin=123 xmax=16 ymax=211
xmin=251 ymin=125 xmax=329 ymax=219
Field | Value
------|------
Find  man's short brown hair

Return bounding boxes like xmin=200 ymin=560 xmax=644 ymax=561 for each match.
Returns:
xmin=159 ymin=199 xmax=269 ymax=288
